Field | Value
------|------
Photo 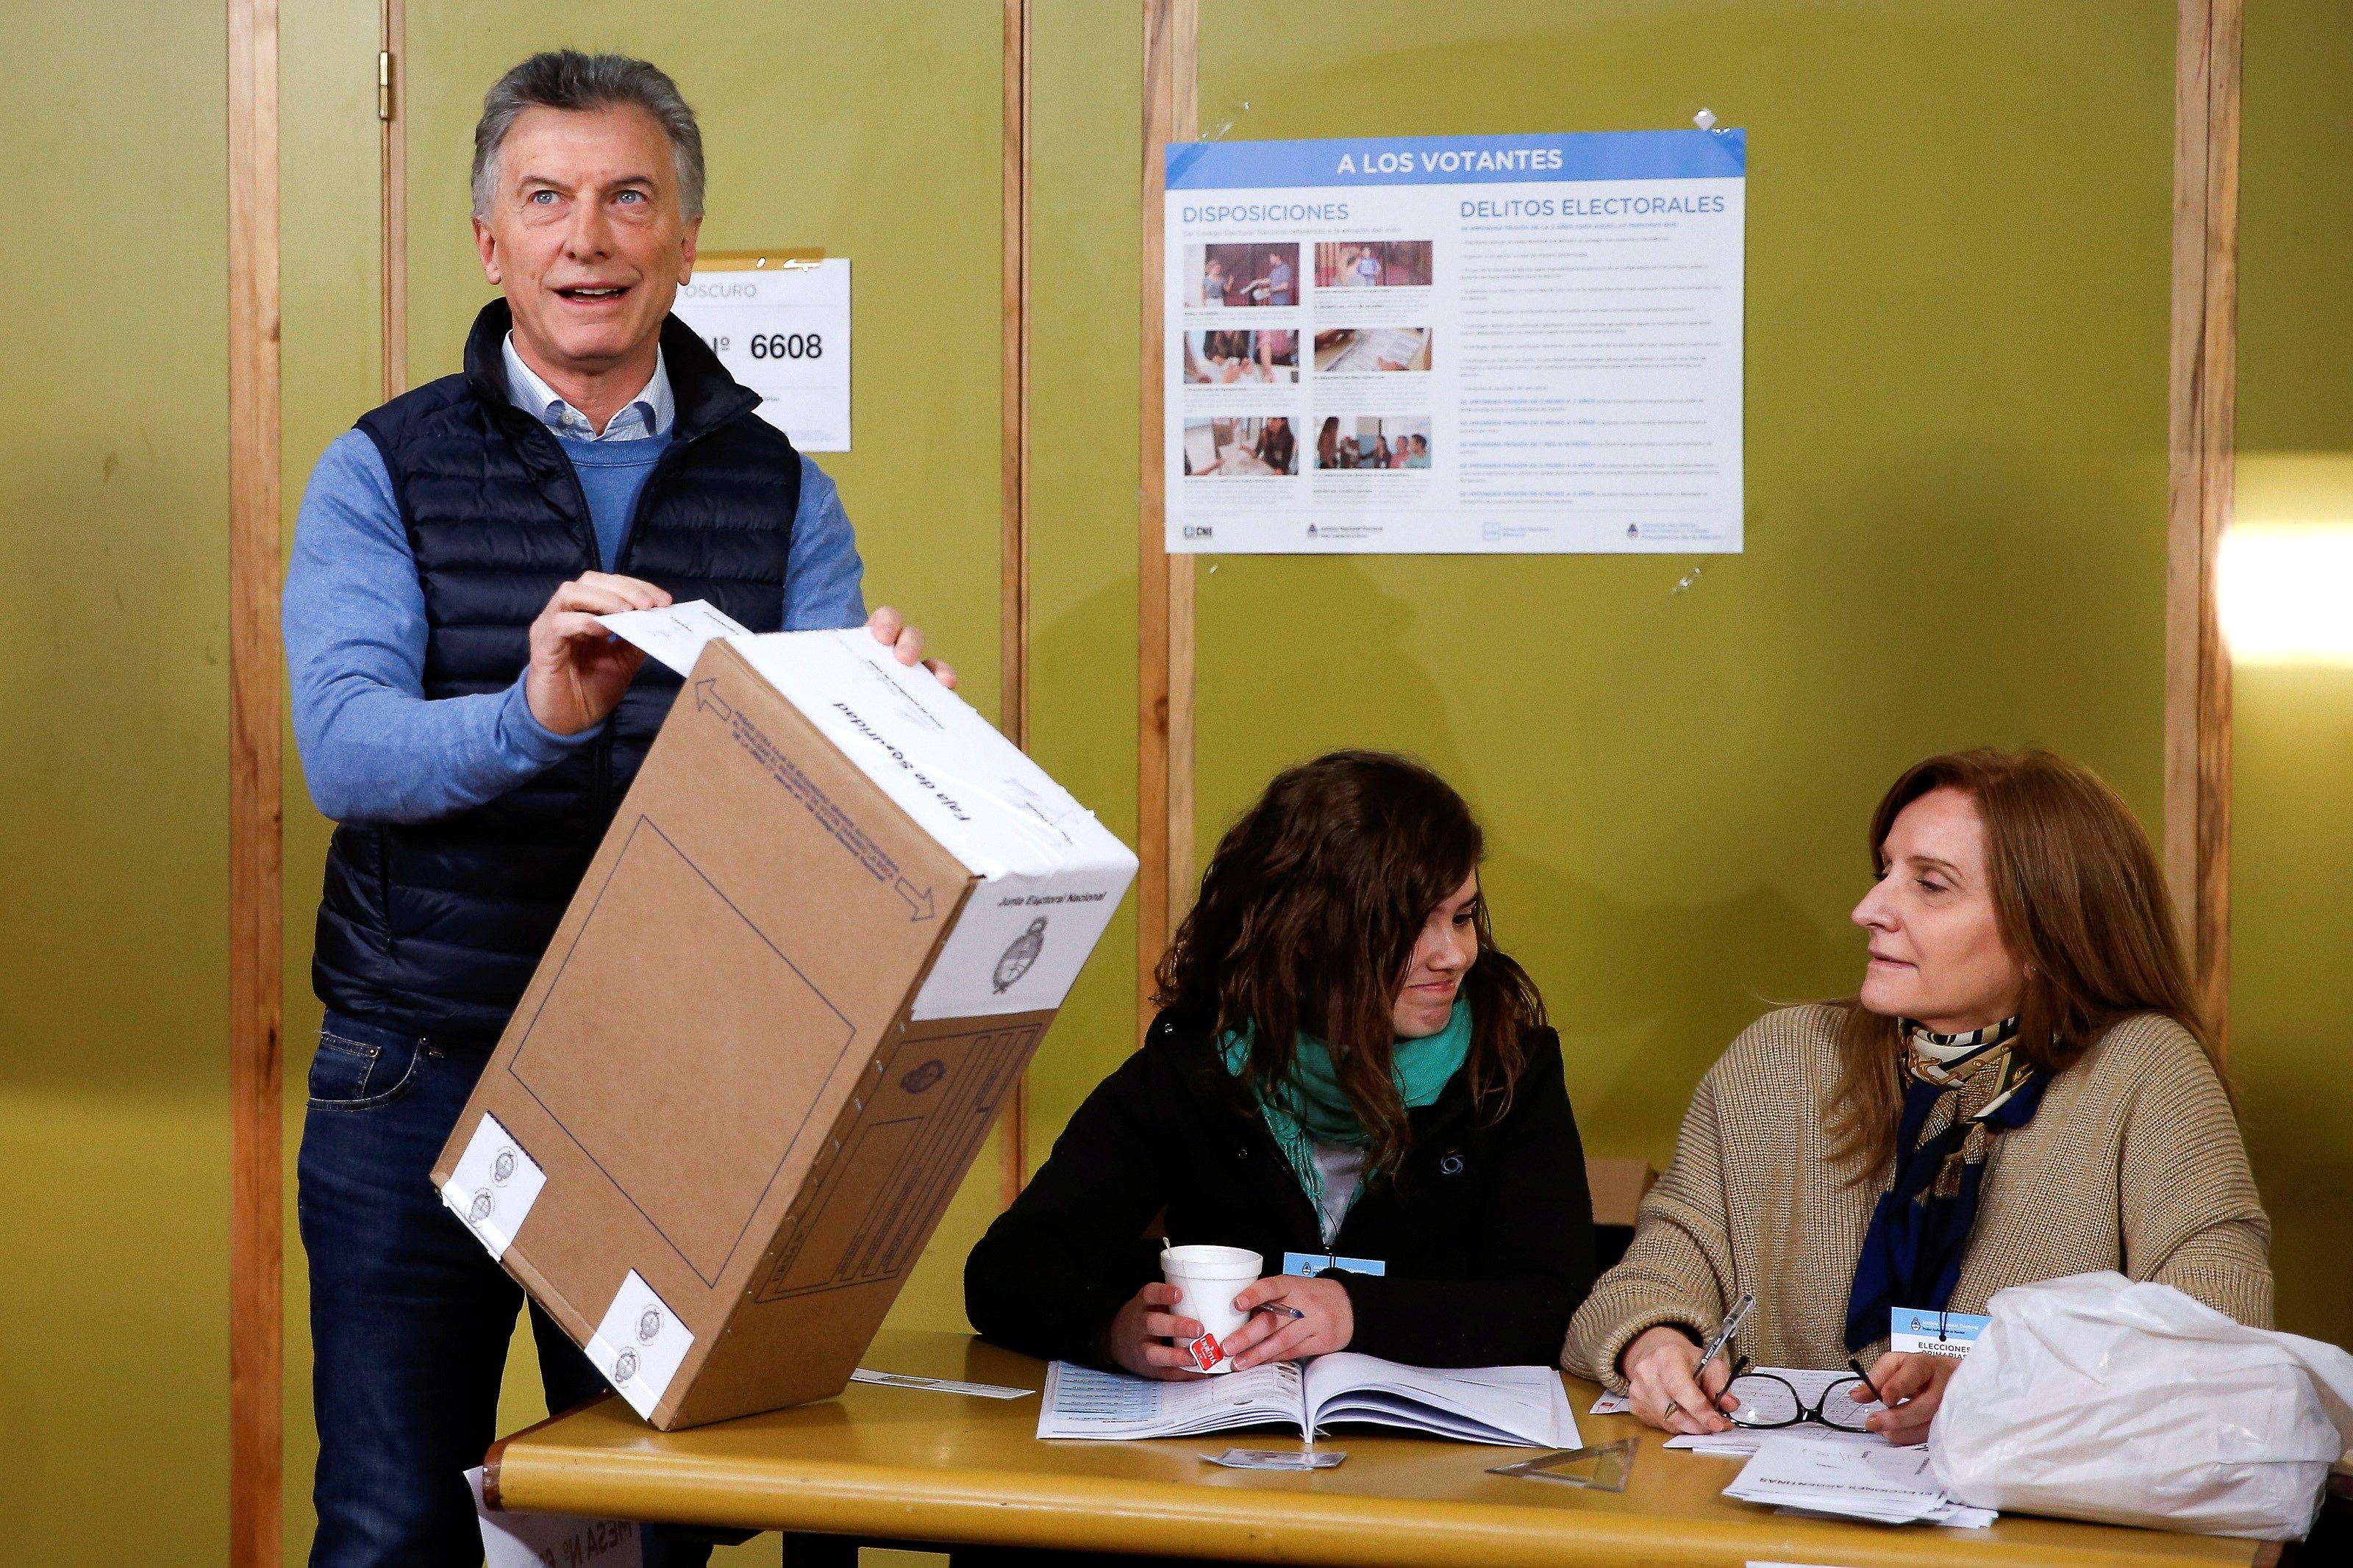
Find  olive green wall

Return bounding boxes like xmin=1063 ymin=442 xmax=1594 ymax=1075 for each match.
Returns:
xmin=1188 ymin=0 xmax=2179 ymax=1159
xmin=10 ymin=3 xmax=2346 ymax=1563
xmin=0 ymin=1 xmax=232 ymax=1564
xmin=2230 ymin=0 xmax=2353 ymax=1349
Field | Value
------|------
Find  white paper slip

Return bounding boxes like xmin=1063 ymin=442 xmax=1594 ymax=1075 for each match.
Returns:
xmin=1589 ymin=1392 xmax=1630 ymax=1416
xmin=595 ymin=599 xmax=754 ymax=678
xmin=1668 ymin=1425 xmax=1895 ymax=1458
xmin=438 ymin=1112 xmax=546 ymax=1261
xmin=587 ymin=1270 xmax=696 ymax=1420
xmin=1204 ymin=1447 xmax=1346 ymax=1470
xmin=1722 ymin=1434 xmax=1988 ymax=1528
xmin=851 ymin=1368 xmax=1034 ymax=1400
xmin=729 ymin=629 xmax=1138 ymax=1020
xmin=467 ymin=1466 xmax=640 ymax=1568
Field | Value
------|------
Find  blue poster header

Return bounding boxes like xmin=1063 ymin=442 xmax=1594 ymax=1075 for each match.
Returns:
xmin=1165 ymin=129 xmax=1744 ymax=191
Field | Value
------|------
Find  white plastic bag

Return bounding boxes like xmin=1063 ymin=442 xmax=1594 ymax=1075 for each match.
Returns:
xmin=1929 ymin=1272 xmax=2353 ymax=1539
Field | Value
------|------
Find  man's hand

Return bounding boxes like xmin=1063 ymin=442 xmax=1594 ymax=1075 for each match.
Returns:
xmin=1221 ymin=1276 xmax=1353 ymax=1370
xmin=1854 ymin=1351 xmax=1961 ymax=1445
xmin=867 ymin=605 xmax=957 ymax=690
xmin=1622 ymin=1323 xmax=1739 ymax=1435
xmin=525 ymin=573 xmax=671 ymax=737
xmin=1102 ymin=1282 xmax=1211 ymax=1381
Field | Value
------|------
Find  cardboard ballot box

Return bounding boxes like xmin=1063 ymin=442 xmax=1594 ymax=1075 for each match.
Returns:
xmin=430 ymin=622 xmax=1136 ymax=1430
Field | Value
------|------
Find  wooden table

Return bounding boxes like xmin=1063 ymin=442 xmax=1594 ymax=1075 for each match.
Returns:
xmin=484 ymin=1330 xmax=2274 ymax=1567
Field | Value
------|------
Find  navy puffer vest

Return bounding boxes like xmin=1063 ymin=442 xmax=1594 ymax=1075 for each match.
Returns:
xmin=313 ymin=299 xmax=800 ymax=1041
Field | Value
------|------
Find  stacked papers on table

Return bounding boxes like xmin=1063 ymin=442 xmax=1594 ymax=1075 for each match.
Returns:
xmin=1722 ymin=1435 xmax=1996 ymax=1529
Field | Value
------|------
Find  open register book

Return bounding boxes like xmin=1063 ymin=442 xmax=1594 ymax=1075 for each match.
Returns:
xmin=1038 ymin=1353 xmax=1578 ymax=1447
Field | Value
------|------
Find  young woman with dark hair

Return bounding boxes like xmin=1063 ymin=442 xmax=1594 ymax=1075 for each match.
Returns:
xmin=1564 ymin=748 xmax=2271 ymax=1445
xmin=965 ymin=750 xmax=1596 ymax=1381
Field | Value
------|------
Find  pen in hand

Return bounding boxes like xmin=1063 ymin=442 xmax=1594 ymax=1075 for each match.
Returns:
xmin=1665 ymin=1289 xmax=1756 ymax=1425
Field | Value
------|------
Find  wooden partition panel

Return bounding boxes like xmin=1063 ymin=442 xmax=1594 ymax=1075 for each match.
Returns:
xmin=228 ymin=1 xmax=284 ymax=1563
xmin=226 ymin=0 xmax=283 ymax=1561
xmin=2165 ymin=0 xmax=2240 ymax=1051
xmin=1001 ymin=0 xmax=1035 ymax=1203
xmin=1136 ymin=0 xmax=1199 ymax=1040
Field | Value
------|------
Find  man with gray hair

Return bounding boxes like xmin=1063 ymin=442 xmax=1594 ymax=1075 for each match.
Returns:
xmin=283 ymin=50 xmax=949 ymax=1567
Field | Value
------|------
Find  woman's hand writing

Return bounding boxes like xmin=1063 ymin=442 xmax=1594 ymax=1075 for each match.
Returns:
xmin=1219 ymin=1276 xmax=1354 ymax=1370
xmin=1622 ymin=1324 xmax=1739 ymax=1435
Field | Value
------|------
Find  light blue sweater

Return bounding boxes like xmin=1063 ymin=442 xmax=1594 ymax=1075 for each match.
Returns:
xmin=284 ymin=428 xmax=866 ymax=826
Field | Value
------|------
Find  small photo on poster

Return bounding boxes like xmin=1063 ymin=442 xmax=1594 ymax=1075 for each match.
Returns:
xmin=1314 ymin=415 xmax=1430 ymax=471
xmin=1184 ymin=329 xmax=1300 ymax=384
xmin=1184 ymin=415 xmax=1299 ymax=476
xmin=1314 ymin=326 xmax=1432 ymax=374
xmin=1313 ymin=240 xmax=1435 ymax=290
xmin=1185 ymin=243 xmax=1302 ymax=308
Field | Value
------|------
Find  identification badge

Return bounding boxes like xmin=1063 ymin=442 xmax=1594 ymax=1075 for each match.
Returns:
xmin=1890 ymin=1307 xmax=1988 ymax=1358
xmin=1281 ymin=1251 xmax=1385 ymax=1278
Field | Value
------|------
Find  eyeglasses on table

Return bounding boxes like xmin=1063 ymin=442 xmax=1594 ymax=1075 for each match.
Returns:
xmin=1722 ymin=1359 xmax=1888 ymax=1433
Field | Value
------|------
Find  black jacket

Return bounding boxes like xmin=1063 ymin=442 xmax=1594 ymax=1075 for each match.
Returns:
xmin=966 ymin=1010 xmax=1596 ymax=1369
xmin=314 ymin=300 xmax=800 ymax=1041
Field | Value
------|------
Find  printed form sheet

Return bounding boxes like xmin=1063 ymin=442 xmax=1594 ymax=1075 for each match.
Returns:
xmin=1163 ymin=131 xmax=1746 ymax=554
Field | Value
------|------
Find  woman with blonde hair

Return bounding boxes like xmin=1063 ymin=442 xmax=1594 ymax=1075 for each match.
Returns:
xmin=1564 ymin=748 xmax=2269 ymax=1445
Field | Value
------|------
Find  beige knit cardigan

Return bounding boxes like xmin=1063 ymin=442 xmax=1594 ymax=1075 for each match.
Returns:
xmin=1563 ymin=1004 xmax=2271 ymax=1389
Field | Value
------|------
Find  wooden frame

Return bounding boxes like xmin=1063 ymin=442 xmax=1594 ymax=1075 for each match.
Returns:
xmin=2165 ymin=0 xmax=2240 ymax=1054
xmin=379 ymin=0 xmax=407 ymax=400
xmin=999 ymin=0 xmax=1034 ymax=1206
xmin=1136 ymin=0 xmax=1199 ymax=1042
xmin=228 ymin=0 xmax=283 ymax=1563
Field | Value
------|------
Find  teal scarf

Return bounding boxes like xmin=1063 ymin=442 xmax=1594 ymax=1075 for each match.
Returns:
xmin=1218 ymin=1000 xmax=1474 ymax=1228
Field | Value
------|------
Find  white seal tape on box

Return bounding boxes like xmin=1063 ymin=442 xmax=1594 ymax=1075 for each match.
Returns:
xmin=438 ymin=1111 xmax=547 ymax=1261
xmin=588 ymin=1270 xmax=695 ymax=1420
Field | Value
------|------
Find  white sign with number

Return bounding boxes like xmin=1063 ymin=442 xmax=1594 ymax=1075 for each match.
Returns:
xmin=671 ymin=257 xmax=850 ymax=451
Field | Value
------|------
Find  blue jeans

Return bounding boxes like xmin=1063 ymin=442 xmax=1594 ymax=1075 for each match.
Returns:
xmin=299 ymin=1012 xmax=718 ymax=1568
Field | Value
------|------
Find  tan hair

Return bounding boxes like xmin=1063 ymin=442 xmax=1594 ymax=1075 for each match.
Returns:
xmin=1825 ymin=748 xmax=2218 ymax=1178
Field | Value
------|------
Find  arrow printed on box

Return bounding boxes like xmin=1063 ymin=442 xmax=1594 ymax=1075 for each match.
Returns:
xmin=893 ymin=876 xmax=935 ymax=922
xmin=693 ymin=679 xmax=733 ymax=720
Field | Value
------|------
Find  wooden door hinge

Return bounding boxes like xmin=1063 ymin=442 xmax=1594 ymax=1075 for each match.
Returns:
xmin=377 ymin=51 xmax=395 ymax=122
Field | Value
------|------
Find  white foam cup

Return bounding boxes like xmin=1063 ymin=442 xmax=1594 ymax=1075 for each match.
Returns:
xmin=1161 ymin=1245 xmax=1263 ymax=1373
